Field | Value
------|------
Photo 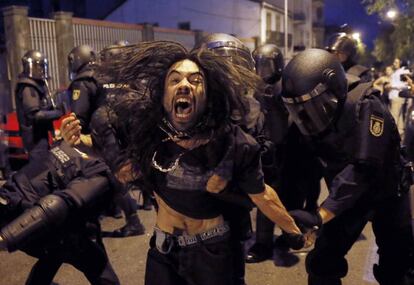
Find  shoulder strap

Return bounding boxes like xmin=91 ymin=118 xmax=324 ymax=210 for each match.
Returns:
xmin=73 ymin=69 xmax=96 ymax=82
xmin=16 ymin=78 xmax=44 ymax=95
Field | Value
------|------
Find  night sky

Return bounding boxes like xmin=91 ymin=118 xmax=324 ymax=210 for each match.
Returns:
xmin=325 ymin=0 xmax=381 ymax=49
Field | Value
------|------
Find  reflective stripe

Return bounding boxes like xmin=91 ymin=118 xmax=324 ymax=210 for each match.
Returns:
xmin=282 ymin=83 xmax=328 ymax=104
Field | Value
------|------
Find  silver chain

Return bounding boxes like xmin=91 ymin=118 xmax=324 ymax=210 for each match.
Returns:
xmin=151 ymin=150 xmax=185 ymax=173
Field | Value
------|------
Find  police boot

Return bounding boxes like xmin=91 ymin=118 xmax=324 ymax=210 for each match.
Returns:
xmin=111 ymin=214 xmax=145 ymax=237
xmin=245 ymin=242 xmax=273 ymax=263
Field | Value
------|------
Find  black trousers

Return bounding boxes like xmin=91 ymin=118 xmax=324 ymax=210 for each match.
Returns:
xmin=306 ymin=193 xmax=413 ymax=285
xmin=24 ymin=235 xmax=120 ymax=285
xmin=145 ymin=235 xmax=234 ymax=285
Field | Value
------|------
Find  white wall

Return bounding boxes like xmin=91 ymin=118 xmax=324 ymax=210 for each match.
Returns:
xmin=106 ymin=0 xmax=261 ymax=39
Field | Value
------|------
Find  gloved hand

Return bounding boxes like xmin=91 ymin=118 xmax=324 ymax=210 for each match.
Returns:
xmin=289 ymin=209 xmax=323 ymax=232
xmin=283 ymin=232 xmax=305 ymax=250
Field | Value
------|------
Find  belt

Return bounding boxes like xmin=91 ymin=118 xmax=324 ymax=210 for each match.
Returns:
xmin=153 ymin=223 xmax=230 ymax=254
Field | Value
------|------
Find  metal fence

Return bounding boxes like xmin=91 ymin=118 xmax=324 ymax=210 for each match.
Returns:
xmin=28 ymin=17 xmax=60 ymax=92
xmin=25 ymin=16 xmax=256 ymax=94
xmin=154 ymin=27 xmax=195 ymax=50
xmin=73 ymin=18 xmax=143 ymax=53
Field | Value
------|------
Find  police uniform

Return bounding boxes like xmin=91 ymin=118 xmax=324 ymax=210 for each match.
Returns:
xmin=0 ymin=141 xmax=120 ymax=285
xmin=305 ymin=82 xmax=413 ymax=284
xmin=15 ymin=76 xmax=62 ymax=159
xmin=247 ymin=86 xmax=322 ymax=262
xmin=69 ymin=67 xmax=102 ymax=134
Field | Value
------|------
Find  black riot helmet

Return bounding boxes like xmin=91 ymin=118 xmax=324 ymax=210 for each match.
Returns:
xmin=196 ymin=33 xmax=255 ymax=70
xmin=325 ymin=33 xmax=358 ymax=64
xmin=67 ymin=45 xmax=97 ymax=80
xmin=282 ymin=49 xmax=347 ymax=136
xmin=100 ymin=40 xmax=130 ymax=63
xmin=253 ymin=44 xmax=284 ymax=85
xmin=21 ymin=50 xmax=49 ymax=80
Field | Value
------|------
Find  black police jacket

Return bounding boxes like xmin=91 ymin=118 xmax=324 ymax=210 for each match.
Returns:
xmin=0 ymin=141 xmax=112 ymax=254
xmin=69 ymin=67 xmax=101 ymax=134
xmin=15 ymin=76 xmax=61 ymax=151
xmin=0 ymin=141 xmax=112 ymax=219
xmin=311 ymin=81 xmax=401 ymax=215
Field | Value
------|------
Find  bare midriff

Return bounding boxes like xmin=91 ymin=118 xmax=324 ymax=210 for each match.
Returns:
xmin=154 ymin=193 xmax=224 ymax=235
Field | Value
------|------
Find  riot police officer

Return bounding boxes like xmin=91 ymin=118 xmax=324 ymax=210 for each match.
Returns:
xmin=246 ymin=44 xmax=322 ymax=264
xmin=282 ymin=49 xmax=413 ymax=285
xmin=246 ymin=43 xmax=287 ymax=263
xmin=0 ymin=140 xmax=120 ymax=285
xmin=68 ymin=45 xmax=101 ymax=135
xmin=64 ymin=40 xmax=146 ymax=237
xmin=195 ymin=33 xmax=264 ymax=137
xmin=325 ymin=33 xmax=372 ymax=82
xmin=15 ymin=50 xmax=63 ymax=160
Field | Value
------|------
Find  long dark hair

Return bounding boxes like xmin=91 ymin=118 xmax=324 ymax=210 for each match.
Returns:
xmin=99 ymin=41 xmax=261 ymax=174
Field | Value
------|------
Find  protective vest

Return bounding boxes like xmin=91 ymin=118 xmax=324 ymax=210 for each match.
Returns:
xmin=12 ymin=141 xmax=110 ymax=208
xmin=15 ymin=77 xmax=52 ymax=151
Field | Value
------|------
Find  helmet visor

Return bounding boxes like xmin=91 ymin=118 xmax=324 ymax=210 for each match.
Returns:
xmin=29 ymin=60 xmax=49 ymax=80
xmin=282 ymin=84 xmax=338 ymax=136
xmin=211 ymin=47 xmax=255 ymax=70
xmin=255 ymin=57 xmax=278 ymax=84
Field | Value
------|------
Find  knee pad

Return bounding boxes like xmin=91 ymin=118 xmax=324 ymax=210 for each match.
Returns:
xmin=306 ymin=250 xmax=348 ymax=279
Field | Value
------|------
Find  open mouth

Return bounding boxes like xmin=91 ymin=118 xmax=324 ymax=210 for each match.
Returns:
xmin=174 ymin=97 xmax=193 ymax=119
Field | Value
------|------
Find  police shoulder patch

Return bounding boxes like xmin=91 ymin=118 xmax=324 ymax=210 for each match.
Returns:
xmin=369 ymin=114 xmax=384 ymax=137
xmin=72 ymin=89 xmax=81 ymax=101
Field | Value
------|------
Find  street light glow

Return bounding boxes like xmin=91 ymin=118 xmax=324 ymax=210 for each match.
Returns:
xmin=386 ymin=9 xmax=398 ymax=19
xmin=352 ymin=32 xmax=361 ymax=41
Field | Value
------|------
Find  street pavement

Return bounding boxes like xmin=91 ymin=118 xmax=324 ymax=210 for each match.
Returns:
xmin=0 ymin=188 xmax=380 ymax=285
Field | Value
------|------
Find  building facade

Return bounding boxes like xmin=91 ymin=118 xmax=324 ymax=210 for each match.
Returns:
xmin=312 ymin=0 xmax=325 ymax=47
xmin=105 ymin=0 xmax=324 ymax=58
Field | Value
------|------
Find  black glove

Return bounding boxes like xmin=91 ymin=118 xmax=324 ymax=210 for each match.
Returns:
xmin=289 ymin=209 xmax=323 ymax=232
xmin=283 ymin=232 xmax=305 ymax=250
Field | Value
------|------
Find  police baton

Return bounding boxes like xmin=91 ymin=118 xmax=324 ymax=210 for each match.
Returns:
xmin=44 ymin=79 xmax=57 ymax=109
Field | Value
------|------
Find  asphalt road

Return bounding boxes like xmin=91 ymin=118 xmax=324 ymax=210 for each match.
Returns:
xmin=0 ymin=186 xmax=382 ymax=285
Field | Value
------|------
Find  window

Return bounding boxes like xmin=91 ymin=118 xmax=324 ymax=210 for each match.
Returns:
xmin=276 ymin=14 xmax=281 ymax=32
xmin=178 ymin=21 xmax=191 ymax=30
xmin=266 ymin=12 xmax=272 ymax=32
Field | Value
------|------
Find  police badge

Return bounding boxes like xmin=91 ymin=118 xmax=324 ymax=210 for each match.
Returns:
xmin=370 ymin=115 xmax=384 ymax=137
xmin=72 ymin=89 xmax=81 ymax=101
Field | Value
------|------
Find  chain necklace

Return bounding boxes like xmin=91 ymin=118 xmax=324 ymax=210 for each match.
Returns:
xmin=151 ymin=150 xmax=185 ymax=173
xmin=151 ymin=128 xmax=214 ymax=173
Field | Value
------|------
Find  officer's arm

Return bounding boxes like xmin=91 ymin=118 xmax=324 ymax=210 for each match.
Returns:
xmin=320 ymin=163 xmax=371 ymax=217
xmin=0 ymin=194 xmax=69 ymax=252
xmin=21 ymin=87 xmax=62 ymax=122
xmin=0 ymin=174 xmax=109 ymax=252
xmin=58 ymin=175 xmax=110 ymax=208
xmin=320 ymin=95 xmax=394 ymax=218
xmin=249 ymin=184 xmax=301 ymax=234
xmin=70 ymin=80 xmax=91 ymax=133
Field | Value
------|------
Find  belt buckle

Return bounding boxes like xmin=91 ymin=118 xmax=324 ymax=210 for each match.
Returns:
xmin=155 ymin=229 xmax=175 ymax=254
